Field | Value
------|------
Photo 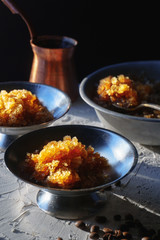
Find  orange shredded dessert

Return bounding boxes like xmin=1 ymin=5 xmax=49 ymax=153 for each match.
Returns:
xmin=96 ymin=74 xmax=160 ymax=118
xmin=24 ymin=136 xmax=110 ymax=189
xmin=0 ymin=89 xmax=54 ymax=127
xmin=97 ymin=74 xmax=151 ymax=108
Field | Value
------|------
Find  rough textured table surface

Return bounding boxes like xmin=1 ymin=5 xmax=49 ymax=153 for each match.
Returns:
xmin=0 ymin=98 xmax=160 ymax=240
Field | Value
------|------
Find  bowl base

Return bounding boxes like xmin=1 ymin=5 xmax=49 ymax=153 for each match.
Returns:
xmin=36 ymin=190 xmax=107 ymax=220
xmin=0 ymin=133 xmax=19 ymax=150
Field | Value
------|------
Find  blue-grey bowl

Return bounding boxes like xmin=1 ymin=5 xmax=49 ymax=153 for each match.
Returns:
xmin=4 ymin=125 xmax=138 ymax=219
xmin=0 ymin=81 xmax=71 ymax=149
xmin=80 ymin=60 xmax=160 ymax=145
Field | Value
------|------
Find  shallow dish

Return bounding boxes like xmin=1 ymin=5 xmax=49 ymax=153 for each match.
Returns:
xmin=0 ymin=81 xmax=71 ymax=149
xmin=79 ymin=60 xmax=160 ymax=145
xmin=4 ymin=125 xmax=138 ymax=219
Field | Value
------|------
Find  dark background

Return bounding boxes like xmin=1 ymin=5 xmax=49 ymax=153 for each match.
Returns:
xmin=0 ymin=0 xmax=160 ymax=83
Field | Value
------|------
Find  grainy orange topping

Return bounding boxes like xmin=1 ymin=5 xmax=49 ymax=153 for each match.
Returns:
xmin=97 ymin=75 xmax=139 ymax=107
xmin=97 ymin=74 xmax=152 ymax=108
xmin=0 ymin=89 xmax=54 ymax=127
xmin=96 ymin=74 xmax=160 ymax=118
xmin=24 ymin=136 xmax=110 ymax=189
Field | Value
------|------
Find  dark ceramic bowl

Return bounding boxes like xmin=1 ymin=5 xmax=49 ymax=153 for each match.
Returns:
xmin=0 ymin=81 xmax=71 ymax=149
xmin=79 ymin=60 xmax=160 ymax=145
xmin=4 ymin=125 xmax=138 ymax=219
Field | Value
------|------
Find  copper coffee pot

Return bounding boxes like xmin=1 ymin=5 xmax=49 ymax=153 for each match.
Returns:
xmin=29 ymin=35 xmax=79 ymax=102
xmin=1 ymin=0 xmax=79 ymax=102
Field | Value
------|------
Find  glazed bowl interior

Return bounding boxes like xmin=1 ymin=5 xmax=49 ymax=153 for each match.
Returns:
xmin=0 ymin=81 xmax=71 ymax=136
xmin=4 ymin=125 xmax=138 ymax=196
xmin=79 ymin=60 xmax=160 ymax=145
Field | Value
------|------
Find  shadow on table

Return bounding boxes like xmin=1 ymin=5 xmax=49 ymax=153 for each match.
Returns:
xmin=84 ymin=192 xmax=160 ymax=240
xmin=141 ymin=144 xmax=160 ymax=154
xmin=113 ymin=160 xmax=160 ymax=215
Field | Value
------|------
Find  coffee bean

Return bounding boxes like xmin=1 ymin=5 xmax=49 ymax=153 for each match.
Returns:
xmin=122 ymin=231 xmax=132 ymax=239
xmin=57 ymin=238 xmax=63 ymax=240
xmin=103 ymin=233 xmax=112 ymax=240
xmin=89 ymin=232 xmax=99 ymax=239
xmin=95 ymin=215 xmax=107 ymax=224
xmin=141 ymin=237 xmax=152 ymax=240
xmin=90 ymin=225 xmax=99 ymax=233
xmin=114 ymin=229 xmax=122 ymax=238
xmin=103 ymin=227 xmax=113 ymax=234
xmin=75 ymin=213 xmax=157 ymax=240
xmin=75 ymin=220 xmax=85 ymax=229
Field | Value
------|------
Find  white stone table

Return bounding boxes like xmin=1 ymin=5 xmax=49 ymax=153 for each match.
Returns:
xmin=0 ymin=98 xmax=160 ymax=240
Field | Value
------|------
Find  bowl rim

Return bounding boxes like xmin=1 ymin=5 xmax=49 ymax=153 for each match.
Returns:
xmin=4 ymin=124 xmax=138 ymax=195
xmin=79 ymin=60 xmax=160 ymax=123
xmin=0 ymin=81 xmax=71 ymax=131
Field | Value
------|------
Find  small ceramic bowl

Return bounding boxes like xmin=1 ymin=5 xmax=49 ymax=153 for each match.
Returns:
xmin=0 ymin=81 xmax=71 ymax=149
xmin=4 ymin=125 xmax=138 ymax=219
xmin=79 ymin=60 xmax=160 ymax=145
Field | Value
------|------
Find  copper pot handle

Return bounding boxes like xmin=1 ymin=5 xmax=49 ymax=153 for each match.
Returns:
xmin=1 ymin=0 xmax=36 ymax=40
